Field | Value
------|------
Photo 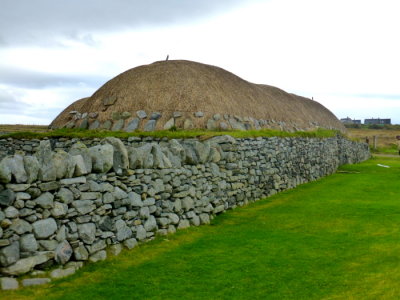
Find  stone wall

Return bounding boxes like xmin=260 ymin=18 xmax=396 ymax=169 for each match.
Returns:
xmin=0 ymin=135 xmax=369 ymax=287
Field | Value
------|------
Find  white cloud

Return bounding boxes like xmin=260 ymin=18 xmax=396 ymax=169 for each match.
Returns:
xmin=1 ymin=0 xmax=400 ymax=124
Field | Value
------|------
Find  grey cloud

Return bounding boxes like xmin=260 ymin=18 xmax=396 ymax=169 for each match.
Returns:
xmin=0 ymin=66 xmax=106 ymax=89
xmin=0 ymin=89 xmax=28 ymax=114
xmin=0 ymin=0 xmax=257 ymax=46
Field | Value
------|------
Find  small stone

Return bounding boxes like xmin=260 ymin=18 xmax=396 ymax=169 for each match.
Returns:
xmin=5 ymin=206 xmax=19 ymax=218
xmin=77 ymin=223 xmax=96 ymax=244
xmin=173 ymin=112 xmax=182 ymax=118
xmin=103 ymin=95 xmax=117 ymax=106
xmin=213 ymin=113 xmax=221 ymax=121
xmin=57 ymin=188 xmax=74 ymax=204
xmin=0 ymin=242 xmax=20 ymax=267
xmin=101 ymin=120 xmax=112 ymax=130
xmin=34 ymin=192 xmax=54 ymax=209
xmin=22 ymin=278 xmax=51 ymax=287
xmin=74 ymin=245 xmax=89 ymax=261
xmin=10 ymin=218 xmax=32 ymax=235
xmin=109 ymin=244 xmax=123 ymax=256
xmin=60 ymin=177 xmax=87 ymax=185
xmin=89 ymin=250 xmax=107 ymax=263
xmin=55 ymin=240 xmax=73 ymax=265
xmin=125 ymin=118 xmax=140 ymax=132
xmin=20 ymin=234 xmax=38 ymax=252
xmin=121 ymin=111 xmax=132 ymax=119
xmin=112 ymin=119 xmax=125 ymax=131
xmin=144 ymin=120 xmax=157 ymax=131
xmin=219 ymin=122 xmax=229 ymax=130
xmin=50 ymin=267 xmax=75 ymax=279
xmin=123 ymin=238 xmax=138 ymax=249
xmin=194 ymin=111 xmax=204 ymax=117
xmin=51 ymin=202 xmax=68 ymax=218
xmin=79 ymin=118 xmax=89 ymax=129
xmin=1 ymin=277 xmax=19 ymax=290
xmin=115 ymin=219 xmax=132 ymax=242
xmin=111 ymin=112 xmax=121 ymax=120
xmin=32 ymin=218 xmax=57 ymax=239
xmin=0 ymin=189 xmax=15 ymax=207
xmin=150 ymin=112 xmax=162 ymax=120
xmin=163 ymin=118 xmax=175 ymax=130
xmin=89 ymin=120 xmax=100 ymax=130
xmin=6 ymin=183 xmax=31 ymax=192
xmin=38 ymin=181 xmax=60 ymax=192
xmin=206 ymin=119 xmax=218 ymax=130
xmin=136 ymin=110 xmax=147 ymax=119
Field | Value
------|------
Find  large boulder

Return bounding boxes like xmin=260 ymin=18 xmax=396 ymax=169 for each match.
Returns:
xmin=0 ymin=154 xmax=27 ymax=183
xmin=89 ymin=144 xmax=114 ymax=173
xmin=69 ymin=142 xmax=92 ymax=173
xmin=23 ymin=156 xmax=40 ymax=183
xmin=1 ymin=252 xmax=54 ymax=276
xmin=52 ymin=150 xmax=75 ymax=179
xmin=102 ymin=137 xmax=129 ymax=175
xmin=35 ymin=140 xmax=57 ymax=181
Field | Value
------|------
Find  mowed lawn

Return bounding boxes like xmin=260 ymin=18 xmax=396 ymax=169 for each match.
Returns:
xmin=4 ymin=156 xmax=400 ymax=300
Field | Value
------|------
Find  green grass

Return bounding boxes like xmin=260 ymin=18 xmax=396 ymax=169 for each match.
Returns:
xmin=4 ymin=156 xmax=400 ymax=299
xmin=1 ymin=128 xmax=339 ymax=140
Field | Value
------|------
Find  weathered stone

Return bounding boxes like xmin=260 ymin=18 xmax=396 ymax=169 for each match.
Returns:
xmin=111 ymin=111 xmax=121 ymax=120
xmin=89 ymin=120 xmax=100 ymax=130
xmin=79 ymin=118 xmax=89 ymax=129
xmin=144 ymin=120 xmax=157 ymax=131
xmin=38 ymin=181 xmax=60 ymax=192
xmin=34 ymin=192 xmax=54 ymax=209
xmin=0 ymin=242 xmax=20 ymax=267
xmin=6 ymin=183 xmax=30 ymax=192
xmin=150 ymin=112 xmax=162 ymax=120
xmin=109 ymin=244 xmax=123 ymax=256
xmin=177 ymin=219 xmax=190 ymax=229
xmin=0 ymin=154 xmax=27 ymax=183
xmin=87 ymin=239 xmax=106 ymax=254
xmin=112 ymin=119 xmax=125 ymax=131
xmin=125 ymin=118 xmax=140 ymax=132
xmin=181 ymin=197 xmax=194 ymax=211
xmin=163 ymin=118 xmax=175 ymax=130
xmin=121 ymin=111 xmax=132 ymax=119
xmin=60 ymin=176 xmax=87 ymax=185
xmin=50 ymin=267 xmax=75 ymax=279
xmin=194 ymin=111 xmax=204 ymax=117
xmin=136 ymin=225 xmax=147 ymax=241
xmin=22 ymin=278 xmax=51 ymax=287
xmin=74 ymin=244 xmax=89 ymax=261
xmin=51 ymin=202 xmax=68 ymax=218
xmin=152 ymin=144 xmax=172 ymax=169
xmin=144 ymin=216 xmax=157 ymax=232
xmin=32 ymin=218 xmax=57 ymax=239
xmin=136 ymin=110 xmax=147 ymax=119
xmin=0 ymin=158 xmax=11 ymax=183
xmin=1 ymin=252 xmax=53 ymax=275
xmin=123 ymin=238 xmax=138 ymax=249
xmin=115 ymin=219 xmax=132 ymax=241
xmin=103 ymin=95 xmax=117 ymax=106
xmin=77 ymin=223 xmax=96 ymax=244
xmin=55 ymin=240 xmax=73 ymax=265
xmin=219 ymin=121 xmax=229 ymax=130
xmin=20 ymin=234 xmax=38 ymax=252
xmin=89 ymin=144 xmax=114 ymax=173
xmin=57 ymin=188 xmax=74 ymax=204
xmin=73 ymin=200 xmax=96 ymax=215
xmin=89 ymin=250 xmax=107 ymax=262
xmin=1 ymin=277 xmax=19 ymax=290
xmin=35 ymin=140 xmax=56 ymax=182
xmin=69 ymin=142 xmax=92 ymax=173
xmin=103 ymin=137 xmax=129 ymax=175
xmin=23 ymin=156 xmax=40 ymax=183
xmin=10 ymin=219 xmax=32 ymax=235
xmin=5 ymin=206 xmax=19 ymax=218
xmin=101 ymin=120 xmax=112 ymax=130
xmin=39 ymin=240 xmax=58 ymax=251
xmin=0 ymin=189 xmax=15 ymax=206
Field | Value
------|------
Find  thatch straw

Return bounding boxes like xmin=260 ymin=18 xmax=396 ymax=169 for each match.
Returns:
xmin=50 ymin=60 xmax=345 ymax=132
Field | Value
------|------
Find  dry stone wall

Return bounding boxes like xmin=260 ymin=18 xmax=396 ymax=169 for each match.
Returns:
xmin=0 ymin=135 xmax=369 ymax=288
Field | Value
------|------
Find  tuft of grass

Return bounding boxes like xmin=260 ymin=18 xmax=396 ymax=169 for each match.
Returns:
xmin=1 ymin=128 xmax=339 ymax=140
xmin=3 ymin=156 xmax=400 ymax=299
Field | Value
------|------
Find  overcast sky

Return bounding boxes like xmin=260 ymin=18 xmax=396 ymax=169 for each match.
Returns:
xmin=1 ymin=0 xmax=400 ymax=125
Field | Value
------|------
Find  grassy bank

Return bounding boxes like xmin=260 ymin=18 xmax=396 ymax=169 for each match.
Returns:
xmin=3 ymin=156 xmax=400 ymax=299
xmin=0 ymin=127 xmax=339 ymax=140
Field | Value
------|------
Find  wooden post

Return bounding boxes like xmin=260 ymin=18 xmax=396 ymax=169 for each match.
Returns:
xmin=373 ymin=136 xmax=377 ymax=150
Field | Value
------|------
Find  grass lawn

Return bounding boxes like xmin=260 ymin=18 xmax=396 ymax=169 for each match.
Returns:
xmin=3 ymin=156 xmax=400 ymax=299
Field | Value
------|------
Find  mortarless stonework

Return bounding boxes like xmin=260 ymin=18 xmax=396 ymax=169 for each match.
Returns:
xmin=0 ymin=135 xmax=369 ymax=281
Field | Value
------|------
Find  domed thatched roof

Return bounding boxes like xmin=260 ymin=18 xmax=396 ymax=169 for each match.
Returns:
xmin=51 ymin=60 xmax=345 ymax=132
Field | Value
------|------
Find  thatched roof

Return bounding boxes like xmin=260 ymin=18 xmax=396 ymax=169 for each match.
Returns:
xmin=50 ymin=60 xmax=345 ymax=132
